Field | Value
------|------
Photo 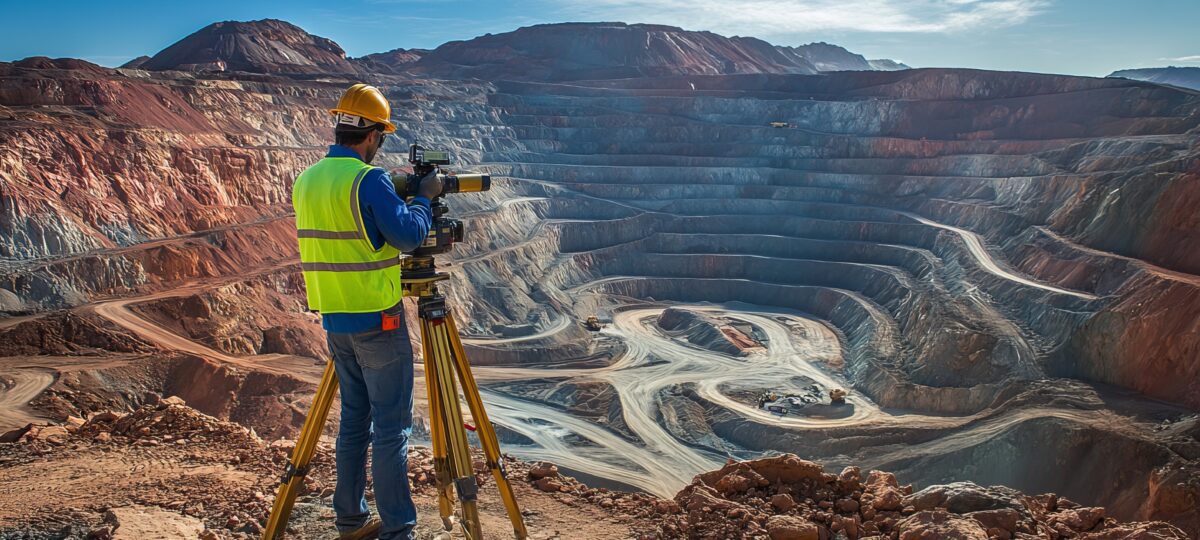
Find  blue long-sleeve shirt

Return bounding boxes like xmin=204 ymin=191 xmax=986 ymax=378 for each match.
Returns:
xmin=321 ymin=145 xmax=432 ymax=333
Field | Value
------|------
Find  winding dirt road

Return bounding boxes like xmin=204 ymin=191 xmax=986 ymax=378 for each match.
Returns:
xmin=466 ymin=299 xmax=1126 ymax=498
xmin=471 ymin=303 xmax=886 ymax=496
xmin=896 ymin=211 xmax=1099 ymax=300
xmin=0 ymin=369 xmax=54 ymax=431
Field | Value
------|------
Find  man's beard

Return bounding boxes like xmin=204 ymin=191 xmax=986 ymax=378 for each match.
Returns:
xmin=364 ymin=141 xmax=379 ymax=164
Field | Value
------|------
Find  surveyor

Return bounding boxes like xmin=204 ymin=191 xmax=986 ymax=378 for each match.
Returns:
xmin=292 ymin=83 xmax=442 ymax=540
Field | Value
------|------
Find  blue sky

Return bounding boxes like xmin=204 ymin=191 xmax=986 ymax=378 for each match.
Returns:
xmin=0 ymin=0 xmax=1196 ymax=76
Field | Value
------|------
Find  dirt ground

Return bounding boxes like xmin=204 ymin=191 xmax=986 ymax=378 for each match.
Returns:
xmin=0 ymin=400 xmax=649 ymax=540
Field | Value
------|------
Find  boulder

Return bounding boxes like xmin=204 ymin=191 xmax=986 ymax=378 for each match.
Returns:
xmin=161 ymin=396 xmax=187 ymax=407
xmin=873 ymin=488 xmax=904 ymax=511
xmin=765 ymin=515 xmax=819 ymax=540
xmin=896 ymin=510 xmax=989 ymax=540
xmin=904 ymin=482 xmax=1025 ymax=514
xmin=528 ymin=462 xmax=559 ymax=480
xmin=771 ymin=493 xmax=797 ymax=512
xmin=676 ymin=483 xmax=738 ymax=513
xmin=750 ymin=455 xmax=826 ymax=485
xmin=715 ymin=467 xmax=769 ymax=495
xmin=966 ymin=508 xmax=1022 ymax=533
xmin=653 ymin=500 xmax=681 ymax=514
xmin=34 ymin=425 xmax=70 ymax=444
xmin=89 ymin=411 xmax=124 ymax=424
xmin=1076 ymin=522 xmax=1190 ymax=539
xmin=865 ymin=470 xmax=899 ymax=490
xmin=105 ymin=505 xmax=204 ymax=539
xmin=838 ymin=466 xmax=863 ymax=492
xmin=1050 ymin=507 xmax=1107 ymax=532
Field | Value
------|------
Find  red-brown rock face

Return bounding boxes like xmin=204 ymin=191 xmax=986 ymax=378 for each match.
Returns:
xmin=0 ymin=58 xmax=342 ymax=307
xmin=137 ymin=19 xmax=361 ymax=74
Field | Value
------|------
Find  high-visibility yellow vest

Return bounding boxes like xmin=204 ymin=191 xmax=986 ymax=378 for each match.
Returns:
xmin=293 ymin=157 xmax=402 ymax=313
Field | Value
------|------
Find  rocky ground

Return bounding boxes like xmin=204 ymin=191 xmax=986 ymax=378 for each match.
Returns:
xmin=666 ymin=456 xmax=1192 ymax=540
xmin=0 ymin=398 xmax=647 ymax=540
xmin=0 ymin=399 xmax=1190 ymax=539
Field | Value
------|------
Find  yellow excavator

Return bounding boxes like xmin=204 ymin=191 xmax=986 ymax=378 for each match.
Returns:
xmin=584 ymin=316 xmax=604 ymax=331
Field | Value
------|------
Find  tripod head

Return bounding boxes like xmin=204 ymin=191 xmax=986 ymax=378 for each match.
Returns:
xmin=397 ymin=142 xmax=491 ymax=298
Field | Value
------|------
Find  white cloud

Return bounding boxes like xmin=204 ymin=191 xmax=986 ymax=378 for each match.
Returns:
xmin=548 ymin=0 xmax=1047 ymax=35
xmin=1160 ymin=55 xmax=1200 ymax=63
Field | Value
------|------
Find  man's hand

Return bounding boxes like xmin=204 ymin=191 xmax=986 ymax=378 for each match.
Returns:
xmin=418 ymin=170 xmax=443 ymax=200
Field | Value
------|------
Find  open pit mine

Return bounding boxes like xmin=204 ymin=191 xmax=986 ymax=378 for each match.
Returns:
xmin=1 ymin=18 xmax=1199 ymax=540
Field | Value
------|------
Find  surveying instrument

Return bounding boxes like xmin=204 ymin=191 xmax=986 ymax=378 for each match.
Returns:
xmin=263 ymin=144 xmax=528 ymax=540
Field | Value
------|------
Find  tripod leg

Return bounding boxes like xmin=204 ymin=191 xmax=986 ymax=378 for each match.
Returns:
xmin=262 ymin=360 xmax=340 ymax=540
xmin=445 ymin=313 xmax=529 ymax=540
xmin=421 ymin=321 xmax=456 ymax=531
xmin=424 ymin=314 xmax=484 ymax=540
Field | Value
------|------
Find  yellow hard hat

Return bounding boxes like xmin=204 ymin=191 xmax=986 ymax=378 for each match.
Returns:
xmin=329 ymin=83 xmax=396 ymax=133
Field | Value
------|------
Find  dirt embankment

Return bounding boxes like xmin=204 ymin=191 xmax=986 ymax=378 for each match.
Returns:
xmin=657 ymin=306 xmax=764 ymax=356
xmin=130 ymin=271 xmax=326 ymax=360
xmin=0 ymin=311 xmax=151 ymax=356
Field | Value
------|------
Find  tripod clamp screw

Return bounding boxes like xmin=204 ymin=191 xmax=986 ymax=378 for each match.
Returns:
xmin=279 ymin=462 xmax=310 ymax=487
xmin=419 ymin=296 xmax=449 ymax=321
xmin=493 ymin=460 xmax=510 ymax=479
xmin=454 ymin=476 xmax=480 ymax=502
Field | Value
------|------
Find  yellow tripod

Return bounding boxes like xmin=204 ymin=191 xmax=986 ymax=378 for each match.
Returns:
xmin=262 ymin=262 xmax=528 ymax=540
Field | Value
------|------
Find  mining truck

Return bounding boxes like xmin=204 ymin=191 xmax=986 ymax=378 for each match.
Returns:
xmin=584 ymin=316 xmax=604 ymax=331
xmin=763 ymin=395 xmax=818 ymax=415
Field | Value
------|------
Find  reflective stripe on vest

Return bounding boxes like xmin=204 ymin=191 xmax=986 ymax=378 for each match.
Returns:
xmin=293 ymin=157 xmax=403 ymax=314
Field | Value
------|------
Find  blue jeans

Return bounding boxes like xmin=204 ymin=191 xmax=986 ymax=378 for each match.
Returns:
xmin=327 ymin=317 xmax=416 ymax=540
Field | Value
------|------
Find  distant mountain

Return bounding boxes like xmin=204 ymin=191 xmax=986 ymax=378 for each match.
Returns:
xmin=120 ymin=56 xmax=151 ymax=69
xmin=8 ymin=57 xmax=113 ymax=74
xmin=868 ymin=59 xmax=910 ymax=71
xmin=356 ymin=48 xmax=428 ymax=75
xmin=778 ymin=41 xmax=871 ymax=71
xmin=138 ymin=19 xmax=361 ymax=74
xmin=408 ymin=22 xmax=902 ymax=81
xmin=1108 ymin=67 xmax=1200 ymax=91
xmin=125 ymin=19 xmax=905 ymax=81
